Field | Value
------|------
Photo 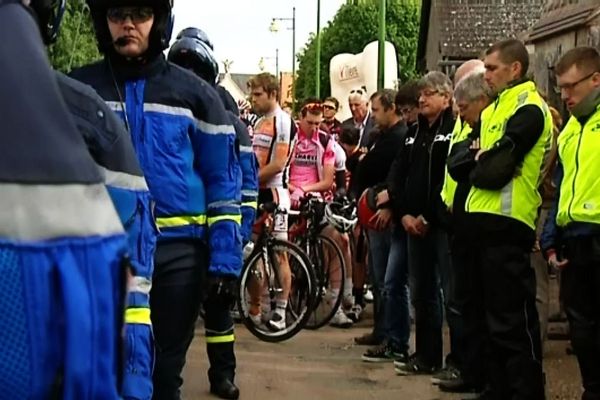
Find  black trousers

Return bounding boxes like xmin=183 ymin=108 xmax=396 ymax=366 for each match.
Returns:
xmin=150 ymin=240 xmax=236 ymax=400
xmin=464 ymin=239 xmax=544 ymax=400
xmin=449 ymin=233 xmax=478 ymax=381
xmin=562 ymin=235 xmax=600 ymax=400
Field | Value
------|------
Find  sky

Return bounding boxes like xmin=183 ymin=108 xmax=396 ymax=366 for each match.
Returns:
xmin=171 ymin=0 xmax=346 ymax=74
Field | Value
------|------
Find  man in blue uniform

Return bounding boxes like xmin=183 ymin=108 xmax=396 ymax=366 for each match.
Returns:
xmin=71 ymin=1 xmax=243 ymax=399
xmin=27 ymin=0 xmax=157 ymax=397
xmin=0 ymin=0 xmax=128 ymax=398
xmin=168 ymin=27 xmax=258 ymax=248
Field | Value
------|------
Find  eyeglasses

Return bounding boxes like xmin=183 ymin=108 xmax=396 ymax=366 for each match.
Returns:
xmin=554 ymin=71 xmax=598 ymax=93
xmin=420 ymin=89 xmax=440 ymax=98
xmin=107 ymin=7 xmax=154 ymax=24
xmin=350 ymin=86 xmax=367 ymax=96
xmin=323 ymin=104 xmax=336 ymax=111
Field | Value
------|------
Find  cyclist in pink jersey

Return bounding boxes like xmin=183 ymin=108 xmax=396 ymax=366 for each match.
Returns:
xmin=289 ymin=99 xmax=355 ymax=328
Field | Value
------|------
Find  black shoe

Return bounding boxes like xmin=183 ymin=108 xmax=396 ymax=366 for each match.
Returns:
xmin=354 ymin=332 xmax=382 ymax=346
xmin=361 ymin=344 xmax=406 ymax=363
xmin=210 ymin=378 xmax=240 ymax=400
xmin=461 ymin=390 xmax=493 ymax=400
xmin=394 ymin=354 xmax=440 ymax=376
xmin=438 ymin=379 xmax=482 ymax=394
xmin=431 ymin=364 xmax=461 ymax=385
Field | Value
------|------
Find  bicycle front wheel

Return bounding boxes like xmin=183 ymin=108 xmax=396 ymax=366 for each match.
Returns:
xmin=237 ymin=239 xmax=316 ymax=342
xmin=304 ymin=234 xmax=346 ymax=330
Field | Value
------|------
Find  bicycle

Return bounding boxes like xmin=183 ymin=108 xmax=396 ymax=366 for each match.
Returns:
xmin=237 ymin=202 xmax=316 ymax=342
xmin=289 ymin=195 xmax=357 ymax=329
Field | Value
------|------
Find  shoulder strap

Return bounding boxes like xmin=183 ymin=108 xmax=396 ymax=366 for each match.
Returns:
xmin=318 ymin=130 xmax=330 ymax=149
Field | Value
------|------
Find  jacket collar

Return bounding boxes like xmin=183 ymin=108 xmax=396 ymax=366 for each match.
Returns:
xmin=417 ymin=106 xmax=454 ymax=132
xmin=106 ymin=52 xmax=167 ymax=81
xmin=572 ymin=86 xmax=600 ymax=122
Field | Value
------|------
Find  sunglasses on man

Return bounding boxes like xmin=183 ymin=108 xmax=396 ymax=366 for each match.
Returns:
xmin=107 ymin=6 xmax=154 ymax=24
xmin=349 ymin=86 xmax=368 ymax=96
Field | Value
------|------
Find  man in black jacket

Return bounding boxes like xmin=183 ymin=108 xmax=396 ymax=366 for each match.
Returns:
xmin=358 ymin=89 xmax=410 ymax=362
xmin=352 ymin=89 xmax=406 ymax=348
xmin=390 ymin=72 xmax=456 ymax=376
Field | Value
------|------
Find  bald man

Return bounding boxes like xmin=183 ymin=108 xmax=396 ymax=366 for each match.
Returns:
xmin=436 ymin=59 xmax=488 ymax=395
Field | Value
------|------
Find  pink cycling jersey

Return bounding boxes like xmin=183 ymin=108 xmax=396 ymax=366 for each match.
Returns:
xmin=289 ymin=127 xmax=335 ymax=190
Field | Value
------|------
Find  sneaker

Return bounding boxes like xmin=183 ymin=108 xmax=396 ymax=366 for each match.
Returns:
xmin=249 ymin=313 xmax=262 ymax=326
xmin=439 ymin=380 xmax=482 ymax=395
xmin=230 ymin=309 xmax=242 ymax=323
xmin=431 ymin=365 xmax=461 ymax=385
xmin=330 ymin=308 xmax=353 ymax=329
xmin=364 ymin=288 xmax=374 ymax=303
xmin=346 ymin=304 xmax=363 ymax=323
xmin=362 ymin=344 xmax=407 ymax=363
xmin=393 ymin=351 xmax=410 ymax=366
xmin=395 ymin=355 xmax=440 ymax=376
xmin=393 ymin=353 xmax=416 ymax=369
xmin=354 ymin=332 xmax=382 ymax=346
xmin=460 ymin=389 xmax=494 ymax=400
xmin=267 ymin=312 xmax=286 ymax=331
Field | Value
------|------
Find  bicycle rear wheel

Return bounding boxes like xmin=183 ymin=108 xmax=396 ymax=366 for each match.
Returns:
xmin=237 ymin=239 xmax=316 ymax=342
xmin=304 ymin=234 xmax=346 ymax=330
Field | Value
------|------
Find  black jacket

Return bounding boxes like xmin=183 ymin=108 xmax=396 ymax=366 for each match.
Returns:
xmin=388 ymin=107 xmax=455 ymax=226
xmin=355 ymin=120 xmax=407 ymax=196
xmin=342 ymin=113 xmax=376 ymax=148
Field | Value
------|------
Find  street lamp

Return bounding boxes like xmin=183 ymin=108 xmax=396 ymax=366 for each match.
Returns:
xmin=269 ymin=7 xmax=296 ymax=108
xmin=316 ymin=0 xmax=321 ymax=98
xmin=377 ymin=0 xmax=386 ymax=90
xmin=258 ymin=49 xmax=280 ymax=78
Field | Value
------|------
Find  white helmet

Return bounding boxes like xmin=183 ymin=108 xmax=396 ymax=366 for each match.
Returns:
xmin=324 ymin=201 xmax=357 ymax=233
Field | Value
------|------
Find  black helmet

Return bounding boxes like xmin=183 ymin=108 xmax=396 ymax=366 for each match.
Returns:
xmin=176 ymin=27 xmax=213 ymax=50
xmin=168 ymin=35 xmax=219 ymax=84
xmin=86 ymin=0 xmax=173 ymax=59
xmin=30 ymin=0 xmax=67 ymax=44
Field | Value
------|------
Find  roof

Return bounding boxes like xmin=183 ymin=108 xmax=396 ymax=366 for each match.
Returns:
xmin=527 ymin=3 xmax=600 ymax=42
xmin=218 ymin=73 xmax=254 ymax=95
xmin=418 ymin=0 xmax=544 ymax=63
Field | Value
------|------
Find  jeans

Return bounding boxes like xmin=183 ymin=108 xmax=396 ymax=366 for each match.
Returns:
xmin=384 ymin=226 xmax=410 ymax=352
xmin=367 ymin=228 xmax=391 ymax=342
xmin=407 ymin=226 xmax=451 ymax=367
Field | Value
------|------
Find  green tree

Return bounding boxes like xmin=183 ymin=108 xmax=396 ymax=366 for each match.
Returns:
xmin=48 ymin=0 xmax=100 ymax=73
xmin=295 ymin=0 xmax=420 ymax=103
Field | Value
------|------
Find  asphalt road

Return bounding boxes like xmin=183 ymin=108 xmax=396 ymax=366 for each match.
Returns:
xmin=182 ymin=316 xmax=580 ymax=400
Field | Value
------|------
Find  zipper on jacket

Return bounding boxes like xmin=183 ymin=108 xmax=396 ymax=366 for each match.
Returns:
xmin=567 ymin=126 xmax=584 ymax=222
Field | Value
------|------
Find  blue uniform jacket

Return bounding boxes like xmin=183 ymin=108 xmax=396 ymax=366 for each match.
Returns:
xmin=229 ymin=111 xmax=258 ymax=243
xmin=71 ymin=56 xmax=242 ymax=277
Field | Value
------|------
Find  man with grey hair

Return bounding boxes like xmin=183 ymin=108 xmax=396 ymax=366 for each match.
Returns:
xmin=438 ymin=70 xmax=492 ymax=395
xmin=388 ymin=71 xmax=456 ymax=376
xmin=341 ymin=87 xmax=376 ymax=148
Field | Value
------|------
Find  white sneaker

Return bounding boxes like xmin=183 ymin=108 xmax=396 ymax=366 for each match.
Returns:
xmin=249 ymin=313 xmax=262 ymax=326
xmin=346 ymin=304 xmax=363 ymax=323
xmin=267 ymin=311 xmax=286 ymax=331
xmin=330 ymin=307 xmax=353 ymax=328
xmin=364 ymin=289 xmax=374 ymax=303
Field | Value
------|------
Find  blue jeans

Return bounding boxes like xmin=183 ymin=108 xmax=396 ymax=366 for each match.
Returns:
xmin=407 ymin=226 xmax=452 ymax=367
xmin=367 ymin=228 xmax=391 ymax=342
xmin=384 ymin=226 xmax=411 ymax=352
